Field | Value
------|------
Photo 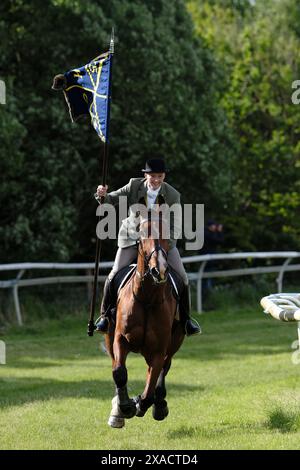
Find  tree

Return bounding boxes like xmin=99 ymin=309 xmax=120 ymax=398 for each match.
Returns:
xmin=0 ymin=0 xmax=234 ymax=261
xmin=188 ymin=0 xmax=300 ymax=251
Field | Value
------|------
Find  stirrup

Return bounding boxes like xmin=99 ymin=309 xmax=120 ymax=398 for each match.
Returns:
xmin=95 ymin=315 xmax=109 ymax=334
xmin=185 ymin=318 xmax=201 ymax=337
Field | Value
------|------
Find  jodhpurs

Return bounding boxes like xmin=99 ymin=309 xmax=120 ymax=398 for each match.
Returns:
xmin=108 ymin=245 xmax=189 ymax=286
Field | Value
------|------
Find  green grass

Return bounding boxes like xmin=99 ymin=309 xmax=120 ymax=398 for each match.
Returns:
xmin=1 ymin=300 xmax=300 ymax=450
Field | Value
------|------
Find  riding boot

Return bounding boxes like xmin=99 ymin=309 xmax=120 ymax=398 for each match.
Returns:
xmin=95 ymin=278 xmax=116 ymax=334
xmin=179 ymin=284 xmax=201 ymax=336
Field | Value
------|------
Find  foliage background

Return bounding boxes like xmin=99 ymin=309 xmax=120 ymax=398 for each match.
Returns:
xmin=0 ymin=0 xmax=299 ymax=262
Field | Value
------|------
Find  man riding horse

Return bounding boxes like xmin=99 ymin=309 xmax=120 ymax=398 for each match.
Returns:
xmin=94 ymin=158 xmax=201 ymax=337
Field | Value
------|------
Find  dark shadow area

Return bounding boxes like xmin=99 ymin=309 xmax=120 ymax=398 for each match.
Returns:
xmin=2 ymin=302 xmax=298 ymax=371
xmin=0 ymin=377 xmax=205 ymax=410
xmin=4 ymin=321 xmax=297 ymax=370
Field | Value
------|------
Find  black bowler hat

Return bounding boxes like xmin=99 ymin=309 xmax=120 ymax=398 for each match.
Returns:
xmin=142 ymin=158 xmax=169 ymax=173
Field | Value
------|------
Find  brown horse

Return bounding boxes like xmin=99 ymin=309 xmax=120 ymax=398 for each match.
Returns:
xmin=105 ymin=214 xmax=185 ymax=427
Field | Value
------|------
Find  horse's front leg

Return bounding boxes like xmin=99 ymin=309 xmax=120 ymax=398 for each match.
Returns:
xmin=152 ymin=359 xmax=172 ymax=421
xmin=113 ymin=333 xmax=136 ymax=419
xmin=108 ymin=394 xmax=125 ymax=428
xmin=135 ymin=353 xmax=166 ymax=417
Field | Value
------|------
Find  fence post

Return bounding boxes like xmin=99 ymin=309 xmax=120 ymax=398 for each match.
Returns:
xmin=276 ymin=258 xmax=292 ymax=293
xmin=197 ymin=261 xmax=207 ymax=313
xmin=12 ymin=270 xmax=25 ymax=326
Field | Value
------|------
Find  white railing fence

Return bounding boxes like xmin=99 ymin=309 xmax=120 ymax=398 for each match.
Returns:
xmin=1 ymin=252 xmax=300 ymax=326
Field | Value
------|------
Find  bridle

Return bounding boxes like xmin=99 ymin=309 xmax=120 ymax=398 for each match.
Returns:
xmin=136 ymin=239 xmax=169 ymax=285
xmin=133 ymin=239 xmax=171 ymax=308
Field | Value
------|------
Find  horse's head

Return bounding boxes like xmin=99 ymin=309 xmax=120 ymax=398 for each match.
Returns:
xmin=138 ymin=214 xmax=169 ymax=285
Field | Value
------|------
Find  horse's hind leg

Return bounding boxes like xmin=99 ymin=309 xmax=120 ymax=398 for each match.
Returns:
xmin=152 ymin=323 xmax=185 ymax=420
xmin=152 ymin=360 xmax=171 ymax=421
xmin=113 ymin=334 xmax=136 ymax=419
xmin=135 ymin=353 xmax=166 ymax=417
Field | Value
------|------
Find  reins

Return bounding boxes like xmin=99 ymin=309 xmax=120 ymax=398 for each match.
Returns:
xmin=132 ymin=239 xmax=171 ymax=305
xmin=135 ymin=240 xmax=168 ymax=282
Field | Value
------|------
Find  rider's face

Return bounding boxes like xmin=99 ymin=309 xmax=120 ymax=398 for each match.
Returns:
xmin=144 ymin=172 xmax=166 ymax=190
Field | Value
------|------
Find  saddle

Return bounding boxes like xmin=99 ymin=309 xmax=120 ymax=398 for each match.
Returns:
xmin=106 ymin=265 xmax=184 ymax=327
xmin=113 ymin=264 xmax=137 ymax=296
xmin=110 ymin=264 xmax=184 ymax=302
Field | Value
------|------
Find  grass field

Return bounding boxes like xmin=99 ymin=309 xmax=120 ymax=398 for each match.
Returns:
xmin=1 ymin=297 xmax=300 ymax=450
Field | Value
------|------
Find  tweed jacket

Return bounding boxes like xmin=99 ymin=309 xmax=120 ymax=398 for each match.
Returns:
xmin=95 ymin=178 xmax=181 ymax=248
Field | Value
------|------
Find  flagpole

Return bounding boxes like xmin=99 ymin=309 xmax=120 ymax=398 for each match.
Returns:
xmin=87 ymin=29 xmax=114 ymax=336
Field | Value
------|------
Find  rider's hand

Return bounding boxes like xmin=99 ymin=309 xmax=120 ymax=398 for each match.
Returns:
xmin=96 ymin=185 xmax=108 ymax=197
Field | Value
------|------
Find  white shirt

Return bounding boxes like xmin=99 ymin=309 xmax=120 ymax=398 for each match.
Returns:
xmin=146 ymin=185 xmax=161 ymax=209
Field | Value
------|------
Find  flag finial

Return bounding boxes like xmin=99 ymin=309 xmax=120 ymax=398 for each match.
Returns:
xmin=110 ymin=28 xmax=115 ymax=55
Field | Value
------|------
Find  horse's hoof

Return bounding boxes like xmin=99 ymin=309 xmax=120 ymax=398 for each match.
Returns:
xmin=108 ymin=395 xmax=125 ymax=428
xmin=152 ymin=401 xmax=169 ymax=421
xmin=136 ymin=406 xmax=146 ymax=418
xmin=119 ymin=400 xmax=137 ymax=419
xmin=134 ymin=395 xmax=154 ymax=418
xmin=108 ymin=415 xmax=125 ymax=428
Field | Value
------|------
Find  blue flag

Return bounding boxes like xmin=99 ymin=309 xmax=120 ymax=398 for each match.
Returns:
xmin=53 ymin=52 xmax=112 ymax=142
